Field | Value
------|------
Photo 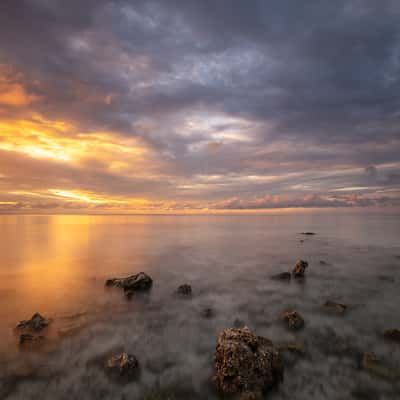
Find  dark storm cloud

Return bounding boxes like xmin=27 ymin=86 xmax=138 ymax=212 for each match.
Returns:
xmin=0 ymin=0 xmax=399 ymax=210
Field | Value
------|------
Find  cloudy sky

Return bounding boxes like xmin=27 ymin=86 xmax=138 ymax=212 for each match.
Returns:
xmin=0 ymin=0 xmax=399 ymax=213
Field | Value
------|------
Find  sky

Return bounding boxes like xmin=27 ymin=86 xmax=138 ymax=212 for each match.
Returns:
xmin=0 ymin=0 xmax=399 ymax=213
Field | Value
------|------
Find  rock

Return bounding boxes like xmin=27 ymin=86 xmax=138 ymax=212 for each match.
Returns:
xmin=280 ymin=310 xmax=304 ymax=330
xmin=176 ymin=284 xmax=192 ymax=296
xmin=201 ymin=307 xmax=215 ymax=319
xmin=322 ymin=300 xmax=347 ymax=315
xmin=278 ymin=339 xmax=306 ymax=355
xmin=319 ymin=260 xmax=328 ymax=265
xmin=105 ymin=272 xmax=153 ymax=292
xmin=292 ymin=260 xmax=308 ymax=278
xmin=233 ymin=318 xmax=246 ymax=328
xmin=104 ymin=352 xmax=139 ymax=380
xmin=384 ymin=329 xmax=400 ymax=343
xmin=300 ymin=232 xmax=316 ymax=235
xmin=377 ymin=275 xmax=395 ymax=283
xmin=360 ymin=352 xmax=400 ymax=381
xmin=213 ymin=327 xmax=283 ymax=399
xmin=19 ymin=334 xmax=45 ymax=346
xmin=16 ymin=313 xmax=50 ymax=332
xmin=270 ymin=272 xmax=291 ymax=281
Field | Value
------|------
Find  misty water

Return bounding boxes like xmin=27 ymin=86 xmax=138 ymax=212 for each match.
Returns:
xmin=0 ymin=214 xmax=399 ymax=399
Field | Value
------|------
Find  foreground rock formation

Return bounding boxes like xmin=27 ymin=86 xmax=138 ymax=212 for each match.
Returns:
xmin=292 ymin=260 xmax=308 ymax=278
xmin=105 ymin=272 xmax=153 ymax=298
xmin=213 ymin=327 xmax=283 ymax=399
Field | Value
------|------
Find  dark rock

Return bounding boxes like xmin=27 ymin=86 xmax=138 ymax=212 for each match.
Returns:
xmin=201 ymin=307 xmax=215 ymax=319
xmin=213 ymin=327 xmax=283 ymax=399
xmin=105 ymin=272 xmax=153 ymax=292
xmin=19 ymin=334 xmax=45 ymax=346
xmin=300 ymin=232 xmax=316 ymax=235
xmin=319 ymin=260 xmax=328 ymax=265
xmin=360 ymin=352 xmax=400 ymax=381
xmin=384 ymin=329 xmax=400 ymax=343
xmin=270 ymin=272 xmax=291 ymax=281
xmin=322 ymin=301 xmax=347 ymax=315
xmin=280 ymin=310 xmax=304 ymax=330
xmin=176 ymin=284 xmax=192 ymax=296
xmin=16 ymin=313 xmax=50 ymax=332
xmin=104 ymin=352 xmax=139 ymax=380
xmin=292 ymin=260 xmax=308 ymax=278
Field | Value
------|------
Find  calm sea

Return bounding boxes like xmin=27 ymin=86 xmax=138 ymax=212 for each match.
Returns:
xmin=0 ymin=214 xmax=399 ymax=399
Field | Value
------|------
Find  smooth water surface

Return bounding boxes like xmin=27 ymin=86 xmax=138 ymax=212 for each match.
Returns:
xmin=0 ymin=214 xmax=399 ymax=399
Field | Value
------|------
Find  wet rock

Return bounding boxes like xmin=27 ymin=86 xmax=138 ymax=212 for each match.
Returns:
xmin=280 ymin=310 xmax=304 ymax=330
xmin=300 ymin=232 xmax=316 ymax=235
xmin=292 ymin=260 xmax=308 ymax=278
xmin=322 ymin=300 xmax=347 ymax=315
xmin=270 ymin=272 xmax=291 ymax=281
xmin=360 ymin=352 xmax=400 ymax=381
xmin=176 ymin=284 xmax=192 ymax=296
xmin=16 ymin=313 xmax=50 ymax=332
xmin=19 ymin=334 xmax=45 ymax=346
xmin=105 ymin=272 xmax=153 ymax=292
xmin=104 ymin=352 xmax=139 ymax=380
xmin=384 ymin=329 xmax=400 ymax=343
xmin=201 ymin=307 xmax=215 ymax=319
xmin=213 ymin=327 xmax=283 ymax=399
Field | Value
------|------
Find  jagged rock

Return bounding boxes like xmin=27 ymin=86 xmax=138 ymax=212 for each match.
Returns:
xmin=280 ymin=310 xmax=304 ymax=330
xmin=271 ymin=272 xmax=291 ymax=281
xmin=104 ymin=352 xmax=139 ymax=380
xmin=300 ymin=232 xmax=316 ymax=235
xmin=292 ymin=260 xmax=308 ymax=278
xmin=360 ymin=352 xmax=400 ymax=381
xmin=213 ymin=327 xmax=283 ymax=399
xmin=19 ymin=334 xmax=45 ymax=346
xmin=105 ymin=272 xmax=153 ymax=292
xmin=176 ymin=284 xmax=192 ymax=296
xmin=323 ymin=301 xmax=347 ymax=315
xmin=16 ymin=313 xmax=50 ymax=332
xmin=384 ymin=329 xmax=400 ymax=343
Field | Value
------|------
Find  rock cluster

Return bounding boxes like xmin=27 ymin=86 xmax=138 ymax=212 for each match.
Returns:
xmin=213 ymin=327 xmax=283 ymax=399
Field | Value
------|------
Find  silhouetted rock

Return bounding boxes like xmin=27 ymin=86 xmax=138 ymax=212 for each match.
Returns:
xmin=323 ymin=301 xmax=347 ymax=315
xmin=384 ymin=329 xmax=400 ymax=343
xmin=292 ymin=260 xmax=308 ymax=278
xmin=16 ymin=313 xmax=50 ymax=332
xmin=104 ymin=352 xmax=139 ymax=381
xmin=176 ymin=284 xmax=192 ymax=296
xmin=213 ymin=327 xmax=283 ymax=399
xmin=271 ymin=272 xmax=291 ymax=281
xmin=105 ymin=272 xmax=153 ymax=292
xmin=280 ymin=310 xmax=304 ymax=330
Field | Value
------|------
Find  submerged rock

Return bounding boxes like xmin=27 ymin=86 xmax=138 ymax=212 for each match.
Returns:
xmin=176 ymin=284 xmax=192 ymax=296
xmin=278 ymin=339 xmax=306 ymax=355
xmin=384 ymin=329 xmax=400 ymax=343
xmin=280 ymin=310 xmax=304 ymax=331
xmin=201 ymin=307 xmax=215 ymax=319
xmin=105 ymin=272 xmax=153 ymax=292
xmin=104 ymin=352 xmax=139 ymax=380
xmin=16 ymin=313 xmax=50 ymax=332
xmin=271 ymin=272 xmax=291 ymax=281
xmin=300 ymin=232 xmax=316 ymax=235
xmin=292 ymin=260 xmax=308 ymax=278
xmin=213 ymin=327 xmax=283 ymax=399
xmin=19 ymin=333 xmax=45 ymax=346
xmin=323 ymin=301 xmax=347 ymax=315
xmin=360 ymin=352 xmax=400 ymax=381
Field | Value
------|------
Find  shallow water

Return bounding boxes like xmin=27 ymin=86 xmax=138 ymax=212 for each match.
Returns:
xmin=0 ymin=214 xmax=399 ymax=399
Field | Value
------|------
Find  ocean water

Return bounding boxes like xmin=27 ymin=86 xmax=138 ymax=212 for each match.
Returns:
xmin=0 ymin=213 xmax=399 ymax=399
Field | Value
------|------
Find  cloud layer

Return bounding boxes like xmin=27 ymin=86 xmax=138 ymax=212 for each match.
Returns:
xmin=0 ymin=0 xmax=399 ymax=212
